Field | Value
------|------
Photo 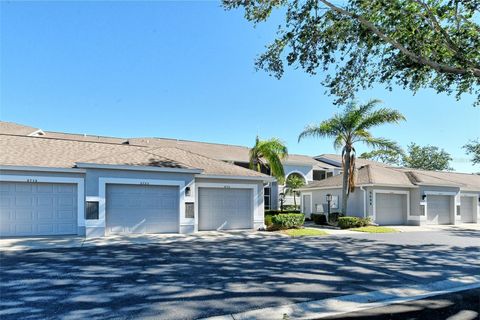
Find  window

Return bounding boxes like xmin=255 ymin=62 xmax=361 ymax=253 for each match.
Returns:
xmin=264 ymin=195 xmax=271 ymax=209
xmin=420 ymin=204 xmax=426 ymax=216
xmin=313 ymin=170 xmax=326 ymax=181
xmin=264 ymin=187 xmax=271 ymax=209
xmin=85 ymin=201 xmax=99 ymax=220
xmin=264 ymin=187 xmax=271 ymax=195
xmin=185 ymin=202 xmax=194 ymax=218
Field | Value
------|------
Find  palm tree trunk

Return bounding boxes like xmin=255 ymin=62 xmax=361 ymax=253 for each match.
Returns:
xmin=342 ymin=148 xmax=351 ymax=215
xmin=293 ymin=192 xmax=297 ymax=208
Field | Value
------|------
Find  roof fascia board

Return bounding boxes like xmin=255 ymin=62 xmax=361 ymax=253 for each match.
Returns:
xmin=298 ymin=183 xmax=418 ymax=191
xmin=196 ymin=174 xmax=275 ymax=182
xmin=0 ymin=165 xmax=86 ymax=174
xmin=415 ymin=182 xmax=461 ymax=188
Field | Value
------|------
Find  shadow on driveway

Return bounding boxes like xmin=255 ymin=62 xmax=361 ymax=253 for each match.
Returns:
xmin=1 ymin=233 xmax=479 ymax=319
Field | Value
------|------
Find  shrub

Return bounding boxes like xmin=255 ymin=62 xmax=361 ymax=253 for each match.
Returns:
xmin=338 ymin=217 xmax=361 ymax=229
xmin=338 ymin=216 xmax=371 ymax=229
xmin=328 ymin=212 xmax=344 ymax=224
xmin=271 ymin=213 xmax=305 ymax=230
xmin=264 ymin=214 xmax=273 ymax=227
xmin=359 ymin=217 xmax=371 ymax=227
xmin=311 ymin=213 xmax=327 ymax=225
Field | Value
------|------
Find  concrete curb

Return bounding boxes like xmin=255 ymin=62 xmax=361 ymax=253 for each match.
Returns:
xmin=199 ymin=275 xmax=480 ymax=320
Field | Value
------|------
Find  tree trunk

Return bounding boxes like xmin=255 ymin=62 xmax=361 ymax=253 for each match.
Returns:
xmin=293 ymin=192 xmax=297 ymax=208
xmin=342 ymin=149 xmax=351 ymax=215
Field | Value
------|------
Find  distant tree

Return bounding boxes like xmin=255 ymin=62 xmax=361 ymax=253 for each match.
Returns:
xmin=360 ymin=148 xmax=404 ymax=165
xmin=463 ymin=139 xmax=480 ymax=165
xmin=298 ymin=99 xmax=405 ymax=214
xmin=402 ymin=143 xmax=453 ymax=170
xmin=284 ymin=173 xmax=306 ymax=209
xmin=249 ymin=136 xmax=288 ymax=183
xmin=223 ymin=0 xmax=480 ymax=106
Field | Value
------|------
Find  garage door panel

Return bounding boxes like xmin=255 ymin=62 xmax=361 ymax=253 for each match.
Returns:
xmin=0 ymin=182 xmax=78 ymax=237
xmin=37 ymin=184 xmax=54 ymax=193
xmin=106 ymin=184 xmax=179 ymax=235
xmin=375 ymin=193 xmax=407 ymax=225
xmin=198 ymin=188 xmax=253 ymax=231
xmin=37 ymin=210 xmax=54 ymax=219
xmin=38 ymin=224 xmax=54 ymax=233
xmin=38 ymin=197 xmax=54 ymax=206
xmin=15 ymin=184 xmax=32 ymax=192
xmin=16 ymin=196 xmax=33 ymax=207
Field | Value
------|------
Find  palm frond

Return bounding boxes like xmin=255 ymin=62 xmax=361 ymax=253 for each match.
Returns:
xmin=298 ymin=118 xmax=342 ymax=142
xmin=360 ymin=137 xmax=402 ymax=152
xmin=356 ymin=108 xmax=406 ymax=131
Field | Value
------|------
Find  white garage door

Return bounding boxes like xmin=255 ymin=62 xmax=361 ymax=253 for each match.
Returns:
xmin=106 ymin=184 xmax=179 ymax=234
xmin=0 ymin=181 xmax=78 ymax=237
xmin=198 ymin=188 xmax=253 ymax=231
xmin=427 ymin=195 xmax=452 ymax=225
xmin=375 ymin=193 xmax=407 ymax=225
xmin=460 ymin=196 xmax=475 ymax=223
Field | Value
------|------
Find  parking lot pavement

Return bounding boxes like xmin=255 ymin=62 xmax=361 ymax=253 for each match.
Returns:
xmin=1 ymin=228 xmax=479 ymax=320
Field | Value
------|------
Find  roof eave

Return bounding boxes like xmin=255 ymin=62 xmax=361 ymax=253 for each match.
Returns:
xmin=298 ymin=183 xmax=418 ymax=191
xmin=196 ymin=174 xmax=275 ymax=182
xmin=0 ymin=165 xmax=86 ymax=174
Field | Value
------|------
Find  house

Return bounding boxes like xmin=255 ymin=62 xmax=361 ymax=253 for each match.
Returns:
xmin=0 ymin=121 xmax=342 ymax=211
xmin=0 ymin=124 xmax=275 ymax=237
xmin=298 ymin=164 xmax=480 ymax=226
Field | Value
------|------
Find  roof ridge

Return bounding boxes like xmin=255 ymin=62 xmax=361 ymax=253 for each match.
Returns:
xmin=45 ymin=130 xmax=127 ymax=140
xmin=409 ymin=169 xmax=467 ymax=186
xmin=400 ymin=167 xmax=477 ymax=176
xmin=131 ymin=136 xmax=252 ymax=150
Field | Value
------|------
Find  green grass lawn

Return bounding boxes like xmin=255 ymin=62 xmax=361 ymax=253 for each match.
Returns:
xmin=350 ymin=226 xmax=398 ymax=233
xmin=282 ymin=228 xmax=328 ymax=237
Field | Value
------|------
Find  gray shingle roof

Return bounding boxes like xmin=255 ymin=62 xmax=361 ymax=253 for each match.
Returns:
xmin=300 ymin=164 xmax=480 ymax=191
xmin=0 ymin=121 xmax=330 ymax=168
xmin=300 ymin=165 xmax=415 ymax=190
xmin=127 ymin=137 xmax=326 ymax=168
xmin=0 ymin=134 xmax=269 ymax=178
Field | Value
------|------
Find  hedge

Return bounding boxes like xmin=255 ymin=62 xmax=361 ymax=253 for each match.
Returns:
xmin=311 ymin=213 xmax=327 ymax=225
xmin=328 ymin=212 xmax=344 ymax=223
xmin=338 ymin=216 xmax=371 ymax=229
xmin=271 ymin=213 xmax=305 ymax=230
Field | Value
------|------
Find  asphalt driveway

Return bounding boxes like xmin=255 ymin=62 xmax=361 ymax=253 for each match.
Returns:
xmin=1 ymin=229 xmax=479 ymax=320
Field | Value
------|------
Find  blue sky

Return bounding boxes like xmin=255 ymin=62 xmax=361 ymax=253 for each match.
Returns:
xmin=1 ymin=1 xmax=479 ymax=172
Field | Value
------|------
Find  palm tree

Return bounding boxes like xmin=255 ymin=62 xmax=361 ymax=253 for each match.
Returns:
xmin=250 ymin=136 xmax=288 ymax=183
xmin=284 ymin=173 xmax=306 ymax=209
xmin=298 ymin=99 xmax=405 ymax=214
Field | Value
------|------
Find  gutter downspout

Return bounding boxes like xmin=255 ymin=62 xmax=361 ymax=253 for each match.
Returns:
xmin=360 ymin=186 xmax=367 ymax=218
